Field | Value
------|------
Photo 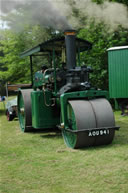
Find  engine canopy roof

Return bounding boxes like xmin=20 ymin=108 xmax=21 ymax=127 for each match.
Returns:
xmin=20 ymin=36 xmax=92 ymax=58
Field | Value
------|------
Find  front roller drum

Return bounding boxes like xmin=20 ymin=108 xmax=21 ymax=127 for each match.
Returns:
xmin=18 ymin=89 xmax=33 ymax=132
xmin=62 ymin=98 xmax=116 ymax=149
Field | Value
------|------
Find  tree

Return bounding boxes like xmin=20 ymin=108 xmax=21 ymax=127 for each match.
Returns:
xmin=78 ymin=22 xmax=128 ymax=89
xmin=0 ymin=26 xmax=52 ymax=84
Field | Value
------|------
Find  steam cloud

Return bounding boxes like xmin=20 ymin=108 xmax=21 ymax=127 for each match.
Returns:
xmin=75 ymin=0 xmax=128 ymax=29
xmin=0 ymin=0 xmax=72 ymax=30
xmin=0 ymin=0 xmax=128 ymax=31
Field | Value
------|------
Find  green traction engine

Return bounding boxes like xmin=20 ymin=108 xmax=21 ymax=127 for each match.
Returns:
xmin=18 ymin=30 xmax=119 ymax=149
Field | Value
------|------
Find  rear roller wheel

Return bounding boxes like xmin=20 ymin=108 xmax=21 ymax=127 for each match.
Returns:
xmin=62 ymin=98 xmax=115 ymax=149
xmin=18 ymin=89 xmax=32 ymax=132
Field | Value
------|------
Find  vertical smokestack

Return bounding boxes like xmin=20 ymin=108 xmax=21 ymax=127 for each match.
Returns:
xmin=64 ymin=30 xmax=76 ymax=70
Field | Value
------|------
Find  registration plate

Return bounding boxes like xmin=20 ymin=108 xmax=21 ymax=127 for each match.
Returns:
xmin=88 ymin=129 xmax=110 ymax=137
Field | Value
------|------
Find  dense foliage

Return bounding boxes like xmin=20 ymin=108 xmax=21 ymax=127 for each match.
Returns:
xmin=0 ymin=26 xmax=51 ymax=85
xmin=78 ymin=24 xmax=128 ymax=89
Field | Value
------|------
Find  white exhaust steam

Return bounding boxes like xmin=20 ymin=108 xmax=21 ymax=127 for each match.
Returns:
xmin=0 ymin=0 xmax=128 ymax=31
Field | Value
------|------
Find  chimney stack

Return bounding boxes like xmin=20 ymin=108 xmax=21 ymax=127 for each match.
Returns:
xmin=64 ymin=30 xmax=76 ymax=70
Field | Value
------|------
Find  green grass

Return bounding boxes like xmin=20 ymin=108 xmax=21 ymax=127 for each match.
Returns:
xmin=0 ymin=99 xmax=128 ymax=193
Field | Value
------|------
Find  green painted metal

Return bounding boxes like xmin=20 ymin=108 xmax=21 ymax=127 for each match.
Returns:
xmin=31 ymin=90 xmax=60 ymax=129
xmin=33 ymin=71 xmax=52 ymax=89
xmin=33 ymin=71 xmax=44 ymax=88
xmin=62 ymin=103 xmax=77 ymax=148
xmin=108 ymin=46 xmax=128 ymax=98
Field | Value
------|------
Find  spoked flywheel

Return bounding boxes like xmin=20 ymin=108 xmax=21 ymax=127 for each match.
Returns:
xmin=62 ymin=98 xmax=116 ymax=149
xmin=18 ymin=89 xmax=33 ymax=132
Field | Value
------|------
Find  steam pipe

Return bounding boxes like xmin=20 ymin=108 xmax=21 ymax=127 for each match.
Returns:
xmin=64 ymin=30 xmax=76 ymax=70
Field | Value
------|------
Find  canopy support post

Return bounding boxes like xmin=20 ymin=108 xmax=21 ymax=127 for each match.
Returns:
xmin=30 ymin=56 xmax=33 ymax=86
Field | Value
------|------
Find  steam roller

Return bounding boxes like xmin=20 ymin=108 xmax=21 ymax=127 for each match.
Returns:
xmin=18 ymin=30 xmax=119 ymax=149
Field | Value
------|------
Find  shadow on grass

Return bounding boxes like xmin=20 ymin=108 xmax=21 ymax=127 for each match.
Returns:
xmin=39 ymin=128 xmax=62 ymax=139
xmin=31 ymin=127 xmax=59 ymax=133
xmin=29 ymin=127 xmax=62 ymax=138
xmin=40 ymin=132 xmax=62 ymax=139
xmin=30 ymin=127 xmax=127 ymax=148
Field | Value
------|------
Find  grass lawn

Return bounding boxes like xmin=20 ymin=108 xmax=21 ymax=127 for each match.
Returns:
xmin=0 ymin=98 xmax=128 ymax=193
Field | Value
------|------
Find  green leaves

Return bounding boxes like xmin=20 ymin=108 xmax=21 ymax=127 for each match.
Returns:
xmin=0 ymin=26 xmax=52 ymax=85
xmin=78 ymin=22 xmax=128 ymax=89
